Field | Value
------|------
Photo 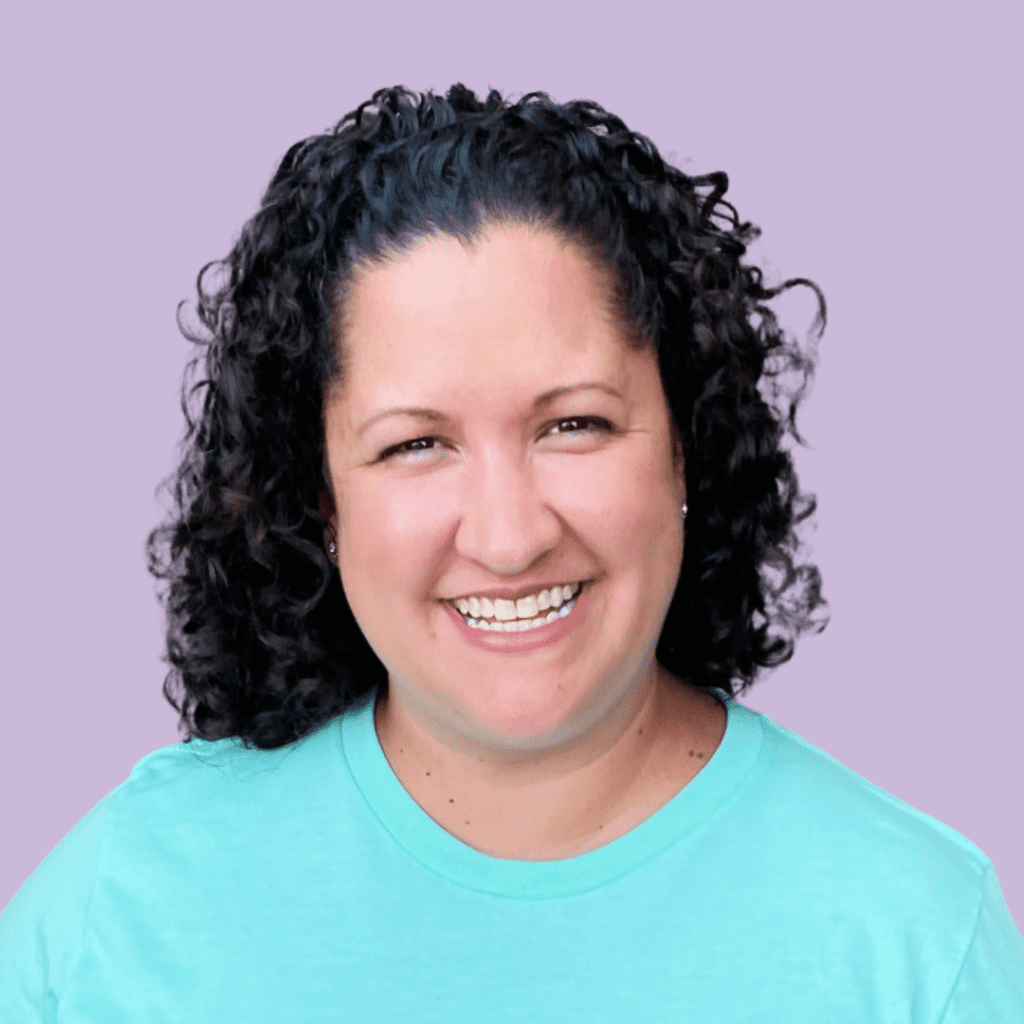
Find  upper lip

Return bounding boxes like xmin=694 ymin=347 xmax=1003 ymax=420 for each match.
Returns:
xmin=443 ymin=579 xmax=590 ymax=604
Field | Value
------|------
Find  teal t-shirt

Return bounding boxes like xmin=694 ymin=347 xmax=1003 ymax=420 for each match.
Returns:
xmin=3 ymin=688 xmax=1023 ymax=1022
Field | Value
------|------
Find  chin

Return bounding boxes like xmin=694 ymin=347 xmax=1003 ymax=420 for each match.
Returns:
xmin=449 ymin=665 xmax=602 ymax=740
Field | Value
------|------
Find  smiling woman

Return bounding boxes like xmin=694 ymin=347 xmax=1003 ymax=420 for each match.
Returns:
xmin=2 ymin=83 xmax=1022 ymax=1022
xmin=323 ymin=224 xmax=712 ymax=858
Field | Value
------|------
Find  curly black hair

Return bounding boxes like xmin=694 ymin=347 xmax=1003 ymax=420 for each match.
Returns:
xmin=147 ymin=82 xmax=828 ymax=750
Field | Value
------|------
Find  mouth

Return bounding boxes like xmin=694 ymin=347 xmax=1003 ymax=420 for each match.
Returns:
xmin=446 ymin=580 xmax=589 ymax=633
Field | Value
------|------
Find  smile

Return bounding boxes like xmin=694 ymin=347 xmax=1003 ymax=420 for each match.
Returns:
xmin=442 ymin=579 xmax=593 ymax=653
xmin=449 ymin=582 xmax=584 ymax=630
xmin=466 ymin=592 xmax=582 ymax=631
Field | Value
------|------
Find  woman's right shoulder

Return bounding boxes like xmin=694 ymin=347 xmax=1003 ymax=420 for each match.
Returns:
xmin=3 ymin=723 xmax=337 ymax=922
xmin=0 ymin=731 xmax=311 ymax=1017
xmin=0 ymin=784 xmax=114 ymax=1017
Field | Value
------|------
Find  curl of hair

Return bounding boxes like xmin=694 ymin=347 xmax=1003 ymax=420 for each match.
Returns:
xmin=147 ymin=83 xmax=829 ymax=749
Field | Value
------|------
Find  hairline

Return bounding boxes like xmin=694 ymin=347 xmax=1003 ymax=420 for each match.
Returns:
xmin=323 ymin=211 xmax=652 ymax=412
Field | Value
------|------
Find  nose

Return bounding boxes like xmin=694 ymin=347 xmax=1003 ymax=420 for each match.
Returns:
xmin=454 ymin=454 xmax=562 ymax=576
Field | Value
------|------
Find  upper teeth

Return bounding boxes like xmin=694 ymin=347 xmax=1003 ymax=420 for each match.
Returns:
xmin=454 ymin=583 xmax=581 ymax=621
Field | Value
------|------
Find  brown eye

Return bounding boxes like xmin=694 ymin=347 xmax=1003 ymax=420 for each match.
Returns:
xmin=549 ymin=416 xmax=613 ymax=435
xmin=379 ymin=437 xmax=439 ymax=461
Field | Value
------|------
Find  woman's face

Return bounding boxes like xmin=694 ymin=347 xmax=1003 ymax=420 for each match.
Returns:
xmin=322 ymin=222 xmax=686 ymax=763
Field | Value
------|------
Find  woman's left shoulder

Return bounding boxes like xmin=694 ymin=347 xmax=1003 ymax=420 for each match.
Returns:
xmin=736 ymin=704 xmax=995 ymax=893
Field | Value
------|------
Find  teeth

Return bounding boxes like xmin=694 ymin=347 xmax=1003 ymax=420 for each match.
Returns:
xmin=466 ymin=596 xmax=578 ymax=631
xmin=455 ymin=582 xmax=583 ymax=625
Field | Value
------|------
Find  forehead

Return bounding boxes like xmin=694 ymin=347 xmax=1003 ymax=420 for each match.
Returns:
xmin=332 ymin=223 xmax=647 ymax=420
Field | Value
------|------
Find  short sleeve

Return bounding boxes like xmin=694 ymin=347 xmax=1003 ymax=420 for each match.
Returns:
xmin=0 ymin=793 xmax=113 ymax=1023
xmin=938 ymin=862 xmax=1024 ymax=1023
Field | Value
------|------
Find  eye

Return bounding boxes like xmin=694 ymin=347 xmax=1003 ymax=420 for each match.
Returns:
xmin=547 ymin=416 xmax=614 ymax=436
xmin=378 ymin=436 xmax=441 ymax=461
xmin=378 ymin=417 xmax=615 ymax=462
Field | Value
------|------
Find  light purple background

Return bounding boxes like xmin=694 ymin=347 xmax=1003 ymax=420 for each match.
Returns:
xmin=2 ymin=0 xmax=1021 ymax=927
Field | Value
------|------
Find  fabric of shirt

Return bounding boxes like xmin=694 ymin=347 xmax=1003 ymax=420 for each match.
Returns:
xmin=2 ymin=686 xmax=1023 ymax=1023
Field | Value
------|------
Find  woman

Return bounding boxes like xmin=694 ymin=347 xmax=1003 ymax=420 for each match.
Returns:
xmin=2 ymin=83 xmax=1022 ymax=1021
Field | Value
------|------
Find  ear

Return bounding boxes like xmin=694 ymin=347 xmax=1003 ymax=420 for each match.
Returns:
xmin=319 ymin=489 xmax=337 ymax=529
xmin=669 ymin=420 xmax=686 ymax=498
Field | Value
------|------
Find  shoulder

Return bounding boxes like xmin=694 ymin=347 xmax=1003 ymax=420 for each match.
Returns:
xmin=0 ymin=731 xmax=286 ymax=932
xmin=0 ymin=718 xmax=345 ymax=1013
xmin=716 ymin=704 xmax=1024 ymax=1013
xmin=0 ymin=786 xmax=117 ymax=1014
xmin=733 ymin=703 xmax=994 ymax=909
xmin=2 ymin=724 xmax=342 ymax=933
xmin=107 ymin=717 xmax=346 ymax=837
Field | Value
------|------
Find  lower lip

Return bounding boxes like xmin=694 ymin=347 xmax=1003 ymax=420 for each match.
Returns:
xmin=442 ymin=584 xmax=593 ymax=655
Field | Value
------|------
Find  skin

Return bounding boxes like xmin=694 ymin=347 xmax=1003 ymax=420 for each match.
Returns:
xmin=321 ymin=221 xmax=725 ymax=861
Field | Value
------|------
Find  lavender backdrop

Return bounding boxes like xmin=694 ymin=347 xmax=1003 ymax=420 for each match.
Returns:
xmin=2 ymin=0 xmax=1021 ymax=925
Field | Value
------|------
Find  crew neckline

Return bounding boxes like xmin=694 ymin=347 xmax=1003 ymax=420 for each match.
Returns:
xmin=337 ymin=685 xmax=763 ymax=900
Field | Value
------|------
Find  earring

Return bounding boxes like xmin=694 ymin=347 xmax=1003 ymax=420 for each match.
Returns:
xmin=328 ymin=540 xmax=337 ymax=556
xmin=681 ymin=502 xmax=688 ymax=519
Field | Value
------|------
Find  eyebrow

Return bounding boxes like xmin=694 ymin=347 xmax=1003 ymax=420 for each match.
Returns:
xmin=356 ymin=382 xmax=625 ymax=439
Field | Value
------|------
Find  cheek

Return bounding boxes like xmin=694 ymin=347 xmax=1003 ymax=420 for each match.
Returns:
xmin=546 ymin=447 xmax=676 ymax=556
xmin=338 ymin=480 xmax=456 ymax=593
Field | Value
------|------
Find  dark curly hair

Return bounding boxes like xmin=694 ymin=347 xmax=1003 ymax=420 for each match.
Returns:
xmin=147 ymin=83 xmax=828 ymax=750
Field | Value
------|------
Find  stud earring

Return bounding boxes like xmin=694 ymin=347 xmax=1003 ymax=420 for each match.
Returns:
xmin=328 ymin=540 xmax=337 ymax=556
xmin=682 ymin=503 xmax=688 ymax=518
